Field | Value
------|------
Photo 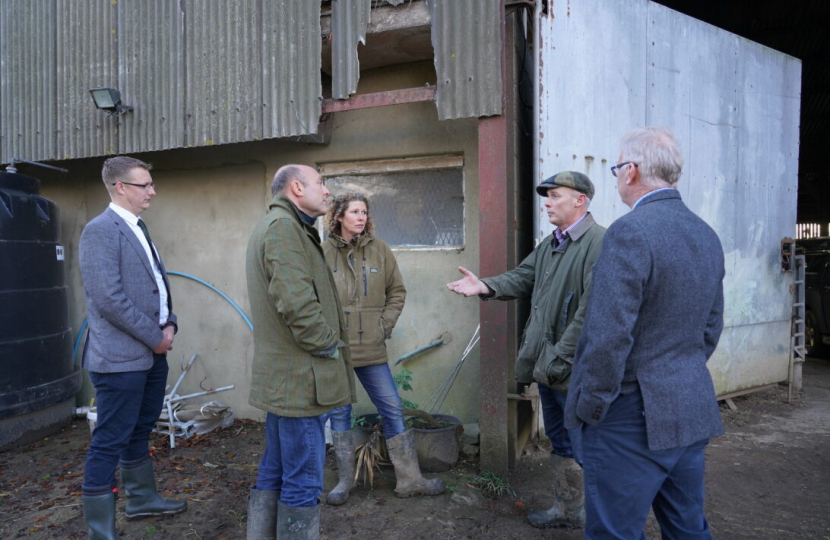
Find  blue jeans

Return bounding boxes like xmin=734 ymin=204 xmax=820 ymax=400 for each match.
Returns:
xmin=582 ymin=390 xmax=711 ymax=540
xmin=256 ymin=413 xmax=327 ymax=507
xmin=538 ymin=384 xmax=583 ymax=465
xmin=83 ymin=354 xmax=168 ymax=493
xmin=329 ymin=363 xmax=405 ymax=439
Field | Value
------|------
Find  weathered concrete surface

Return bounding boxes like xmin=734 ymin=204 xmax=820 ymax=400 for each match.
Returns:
xmin=39 ymin=61 xmax=483 ymax=424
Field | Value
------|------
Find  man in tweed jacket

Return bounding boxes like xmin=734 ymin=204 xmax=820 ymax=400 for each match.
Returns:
xmin=79 ymin=156 xmax=186 ymax=539
xmin=565 ymin=127 xmax=725 ymax=539
xmin=246 ymin=164 xmax=355 ymax=539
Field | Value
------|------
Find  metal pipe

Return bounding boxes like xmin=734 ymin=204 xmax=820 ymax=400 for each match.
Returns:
xmin=532 ymin=0 xmax=541 ymax=200
xmin=169 ymin=354 xmax=198 ymax=398
xmin=394 ymin=339 xmax=444 ymax=366
xmin=8 ymin=157 xmax=69 ymax=174
xmin=169 ymin=385 xmax=235 ymax=403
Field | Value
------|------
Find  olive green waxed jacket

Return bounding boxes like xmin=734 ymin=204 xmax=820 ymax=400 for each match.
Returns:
xmin=324 ymin=232 xmax=406 ymax=367
xmin=482 ymin=213 xmax=605 ymax=391
xmin=246 ymin=194 xmax=355 ymax=417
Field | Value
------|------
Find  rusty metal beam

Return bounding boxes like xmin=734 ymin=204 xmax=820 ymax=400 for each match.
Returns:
xmin=478 ymin=1 xmax=510 ymax=479
xmin=321 ymin=86 xmax=436 ymax=114
xmin=478 ymin=114 xmax=510 ymax=478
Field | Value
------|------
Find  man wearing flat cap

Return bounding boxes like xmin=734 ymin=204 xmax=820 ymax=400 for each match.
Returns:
xmin=447 ymin=171 xmax=605 ymax=529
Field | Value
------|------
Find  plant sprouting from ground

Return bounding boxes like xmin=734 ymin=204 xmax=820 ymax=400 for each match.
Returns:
xmin=471 ymin=471 xmax=516 ymax=498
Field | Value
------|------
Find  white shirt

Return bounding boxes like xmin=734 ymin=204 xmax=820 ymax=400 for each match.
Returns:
xmin=109 ymin=203 xmax=170 ymax=325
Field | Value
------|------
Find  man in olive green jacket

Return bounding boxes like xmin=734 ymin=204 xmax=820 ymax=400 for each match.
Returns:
xmin=245 ymin=164 xmax=355 ymax=540
xmin=447 ymin=171 xmax=604 ymax=530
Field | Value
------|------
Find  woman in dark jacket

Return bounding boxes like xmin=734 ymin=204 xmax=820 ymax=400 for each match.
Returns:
xmin=323 ymin=192 xmax=444 ymax=505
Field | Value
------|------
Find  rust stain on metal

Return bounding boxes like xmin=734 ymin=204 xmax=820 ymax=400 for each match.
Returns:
xmin=321 ymin=86 xmax=436 ymax=114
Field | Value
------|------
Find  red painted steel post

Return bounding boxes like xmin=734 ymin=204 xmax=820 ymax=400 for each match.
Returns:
xmin=477 ymin=1 xmax=510 ymax=478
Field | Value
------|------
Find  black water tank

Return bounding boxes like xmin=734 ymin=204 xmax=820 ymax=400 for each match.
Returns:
xmin=0 ymin=170 xmax=82 ymax=450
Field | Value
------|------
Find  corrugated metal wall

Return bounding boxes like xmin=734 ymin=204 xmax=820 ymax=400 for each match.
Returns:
xmin=56 ymin=0 xmax=117 ymax=160
xmin=185 ymin=0 xmax=263 ymax=148
xmin=0 ymin=0 xmax=322 ymax=163
xmin=331 ymin=0 xmax=371 ymax=99
xmin=0 ymin=0 xmax=502 ymax=163
xmin=427 ymin=0 xmax=503 ymax=120
xmin=262 ymin=0 xmax=322 ymax=139
xmin=0 ymin=0 xmax=57 ymax=163
xmin=118 ymin=0 xmax=185 ymax=154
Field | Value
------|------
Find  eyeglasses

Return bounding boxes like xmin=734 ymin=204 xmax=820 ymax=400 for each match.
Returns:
xmin=113 ymin=181 xmax=155 ymax=190
xmin=610 ymin=162 xmax=638 ymax=177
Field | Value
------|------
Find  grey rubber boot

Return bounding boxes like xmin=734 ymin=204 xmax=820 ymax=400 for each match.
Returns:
xmin=82 ymin=490 xmax=118 ymax=540
xmin=385 ymin=430 xmax=445 ymax=498
xmin=527 ymin=454 xmax=585 ymax=529
xmin=276 ymin=502 xmax=320 ymax=539
xmin=120 ymin=458 xmax=187 ymax=519
xmin=326 ymin=430 xmax=356 ymax=506
xmin=247 ymin=488 xmax=279 ymax=540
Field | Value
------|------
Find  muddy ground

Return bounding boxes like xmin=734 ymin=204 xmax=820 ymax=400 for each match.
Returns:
xmin=2 ymin=358 xmax=829 ymax=540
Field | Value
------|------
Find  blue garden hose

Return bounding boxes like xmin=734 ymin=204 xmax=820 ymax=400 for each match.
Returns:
xmin=72 ymin=271 xmax=253 ymax=366
xmin=167 ymin=271 xmax=254 ymax=332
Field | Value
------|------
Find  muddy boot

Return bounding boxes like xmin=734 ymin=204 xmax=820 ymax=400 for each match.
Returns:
xmin=527 ymin=454 xmax=585 ymax=529
xmin=386 ymin=430 xmax=445 ymax=498
xmin=247 ymin=488 xmax=279 ymax=540
xmin=82 ymin=487 xmax=118 ymax=540
xmin=276 ymin=502 xmax=320 ymax=539
xmin=120 ymin=457 xmax=187 ymax=519
xmin=326 ymin=430 xmax=356 ymax=506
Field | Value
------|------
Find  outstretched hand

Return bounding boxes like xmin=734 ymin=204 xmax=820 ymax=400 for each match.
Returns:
xmin=446 ymin=266 xmax=489 ymax=297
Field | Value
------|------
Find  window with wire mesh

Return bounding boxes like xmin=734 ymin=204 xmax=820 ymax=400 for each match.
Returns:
xmin=325 ymin=168 xmax=464 ymax=248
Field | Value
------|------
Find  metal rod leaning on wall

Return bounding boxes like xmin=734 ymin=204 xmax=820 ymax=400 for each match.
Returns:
xmin=164 ymin=354 xmax=198 ymax=449
xmin=160 ymin=353 xmax=236 ymax=449
xmin=169 ymin=386 xmax=235 ymax=404
xmin=394 ymin=339 xmax=445 ymax=366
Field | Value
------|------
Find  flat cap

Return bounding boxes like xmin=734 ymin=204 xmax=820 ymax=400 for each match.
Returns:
xmin=535 ymin=171 xmax=595 ymax=200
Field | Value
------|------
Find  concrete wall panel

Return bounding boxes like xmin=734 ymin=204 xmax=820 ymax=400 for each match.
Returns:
xmin=50 ymin=62 xmax=482 ymax=423
xmin=538 ymin=0 xmax=801 ymax=395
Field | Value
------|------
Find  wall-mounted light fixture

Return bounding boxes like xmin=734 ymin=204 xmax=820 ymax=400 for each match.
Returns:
xmin=89 ymin=87 xmax=133 ymax=116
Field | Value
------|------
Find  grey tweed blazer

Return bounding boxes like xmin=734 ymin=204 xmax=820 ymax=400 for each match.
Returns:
xmin=79 ymin=207 xmax=176 ymax=373
xmin=564 ymin=190 xmax=725 ymax=451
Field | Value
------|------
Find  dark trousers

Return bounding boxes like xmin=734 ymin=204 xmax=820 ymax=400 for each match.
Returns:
xmin=83 ymin=354 xmax=168 ymax=493
xmin=582 ymin=390 xmax=711 ymax=540
xmin=538 ymin=384 xmax=583 ymax=465
xmin=255 ymin=412 xmax=328 ymax=507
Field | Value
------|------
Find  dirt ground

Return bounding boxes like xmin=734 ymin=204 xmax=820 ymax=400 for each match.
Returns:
xmin=2 ymin=358 xmax=829 ymax=540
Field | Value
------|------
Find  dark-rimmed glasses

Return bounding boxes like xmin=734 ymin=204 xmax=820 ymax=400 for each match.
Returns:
xmin=112 ymin=181 xmax=155 ymax=190
xmin=610 ymin=162 xmax=638 ymax=177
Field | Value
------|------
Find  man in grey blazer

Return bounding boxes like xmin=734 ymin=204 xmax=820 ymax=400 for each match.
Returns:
xmin=565 ymin=127 xmax=725 ymax=539
xmin=79 ymin=156 xmax=186 ymax=539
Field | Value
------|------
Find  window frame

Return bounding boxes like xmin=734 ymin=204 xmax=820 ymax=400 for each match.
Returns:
xmin=317 ymin=154 xmax=466 ymax=252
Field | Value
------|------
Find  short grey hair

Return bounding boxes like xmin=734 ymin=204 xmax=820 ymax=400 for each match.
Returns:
xmin=270 ymin=166 xmax=303 ymax=196
xmin=619 ymin=127 xmax=683 ymax=187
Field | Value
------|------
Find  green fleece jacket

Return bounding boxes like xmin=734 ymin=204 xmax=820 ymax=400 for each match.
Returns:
xmin=246 ymin=194 xmax=355 ymax=417
xmin=324 ymin=232 xmax=406 ymax=367
xmin=482 ymin=213 xmax=605 ymax=391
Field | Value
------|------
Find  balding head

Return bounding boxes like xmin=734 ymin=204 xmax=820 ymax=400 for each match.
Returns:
xmin=271 ymin=164 xmax=330 ymax=217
